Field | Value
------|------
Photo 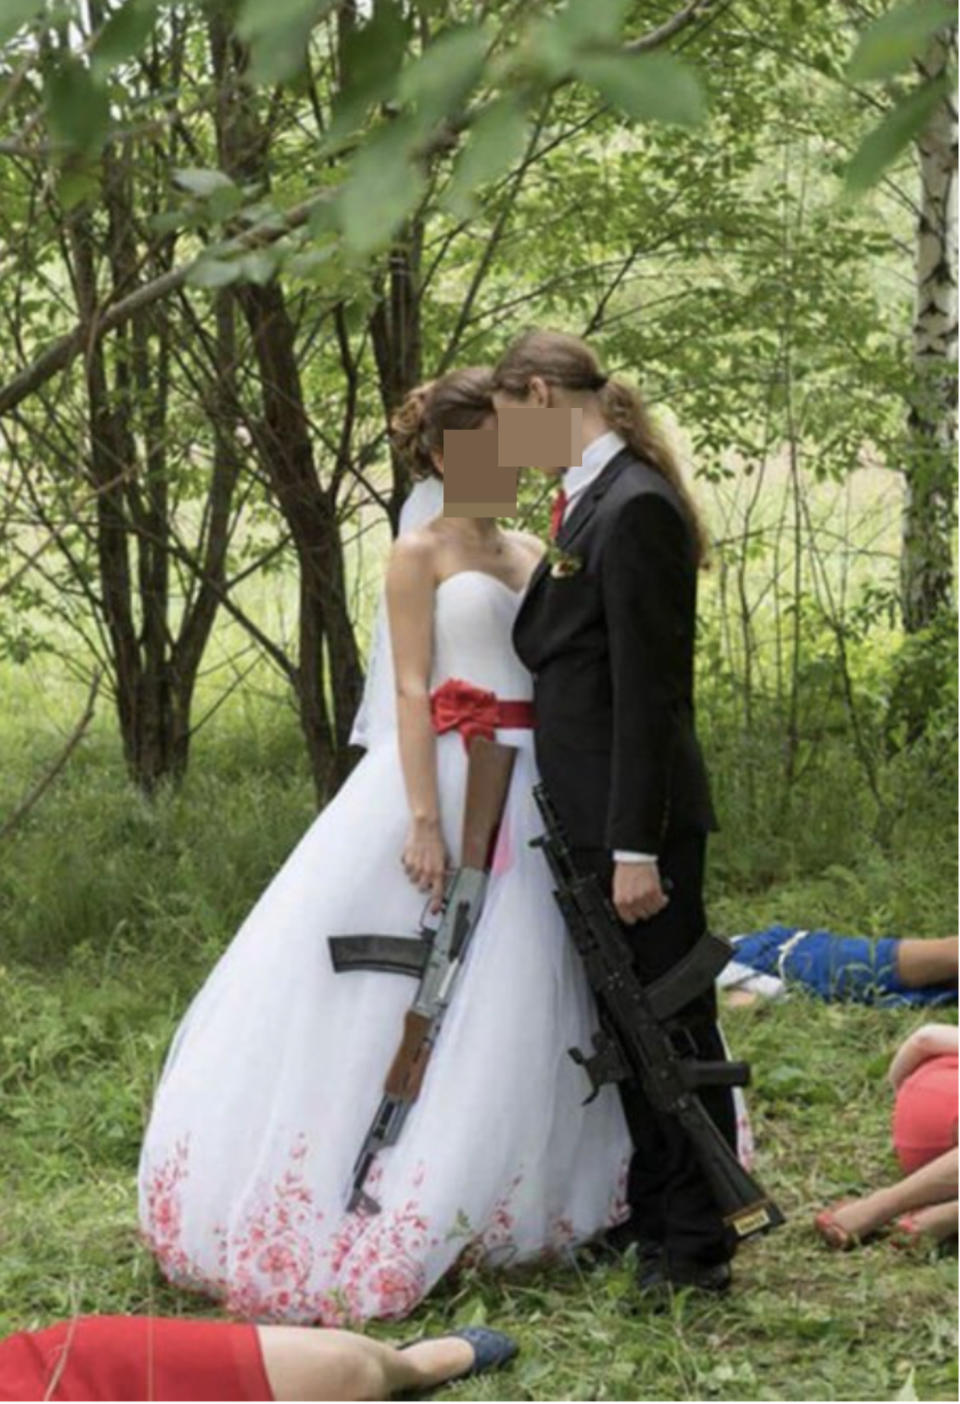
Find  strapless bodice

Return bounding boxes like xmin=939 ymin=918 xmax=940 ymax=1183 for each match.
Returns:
xmin=430 ymin=571 xmax=532 ymax=701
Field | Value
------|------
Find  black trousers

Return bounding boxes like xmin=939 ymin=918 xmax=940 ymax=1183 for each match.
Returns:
xmin=570 ymin=833 xmax=738 ymax=1268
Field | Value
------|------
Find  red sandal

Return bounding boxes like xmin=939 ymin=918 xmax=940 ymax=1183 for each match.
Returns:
xmin=813 ymin=1201 xmax=859 ymax=1250
xmin=890 ymin=1213 xmax=923 ymax=1249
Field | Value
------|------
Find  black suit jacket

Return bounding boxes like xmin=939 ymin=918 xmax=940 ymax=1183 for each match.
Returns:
xmin=513 ymin=449 xmax=717 ymax=854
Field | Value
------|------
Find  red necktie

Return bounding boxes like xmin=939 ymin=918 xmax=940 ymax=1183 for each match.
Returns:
xmin=549 ymin=487 xmax=568 ymax=541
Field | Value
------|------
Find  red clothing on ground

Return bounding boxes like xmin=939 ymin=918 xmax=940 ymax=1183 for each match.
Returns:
xmin=892 ymin=1053 xmax=959 ymax=1175
xmin=0 ymin=1315 xmax=273 ymax=1402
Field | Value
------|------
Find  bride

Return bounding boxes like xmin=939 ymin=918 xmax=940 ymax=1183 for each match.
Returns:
xmin=138 ymin=367 xmax=633 ymax=1326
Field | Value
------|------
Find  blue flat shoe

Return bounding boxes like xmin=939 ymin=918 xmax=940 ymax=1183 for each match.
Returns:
xmin=448 ymin=1326 xmax=519 ymax=1380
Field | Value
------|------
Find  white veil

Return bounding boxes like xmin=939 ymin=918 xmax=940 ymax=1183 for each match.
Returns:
xmin=349 ymin=475 xmax=444 ymax=750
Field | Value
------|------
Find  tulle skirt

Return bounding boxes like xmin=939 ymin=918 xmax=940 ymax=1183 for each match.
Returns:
xmin=138 ymin=728 xmax=633 ymax=1324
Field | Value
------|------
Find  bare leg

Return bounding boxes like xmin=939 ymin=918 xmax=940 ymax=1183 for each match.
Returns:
xmin=816 ymin=1147 xmax=959 ymax=1246
xmin=257 ymin=1325 xmax=476 ymax=1401
xmin=896 ymin=937 xmax=959 ymax=988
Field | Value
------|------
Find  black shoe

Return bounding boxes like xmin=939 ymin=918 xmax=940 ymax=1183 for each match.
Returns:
xmin=634 ymin=1251 xmax=732 ymax=1302
xmin=581 ymin=1222 xmax=661 ymax=1267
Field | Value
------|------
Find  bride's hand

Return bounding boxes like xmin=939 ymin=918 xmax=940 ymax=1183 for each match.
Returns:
xmin=402 ymin=817 xmax=449 ymax=913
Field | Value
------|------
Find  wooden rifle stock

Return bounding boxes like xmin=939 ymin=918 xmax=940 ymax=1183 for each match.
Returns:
xmin=384 ymin=1009 xmax=432 ymax=1098
xmin=383 ymin=739 xmax=516 ymax=1102
xmin=343 ymin=738 xmax=518 ymax=1212
xmin=459 ymin=736 xmax=517 ymax=871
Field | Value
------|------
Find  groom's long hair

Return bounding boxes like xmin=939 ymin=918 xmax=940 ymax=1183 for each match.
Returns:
xmin=492 ymin=329 xmax=708 ymax=566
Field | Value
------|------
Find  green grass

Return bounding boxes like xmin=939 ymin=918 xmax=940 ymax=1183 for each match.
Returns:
xmin=0 ymin=674 xmax=956 ymax=1401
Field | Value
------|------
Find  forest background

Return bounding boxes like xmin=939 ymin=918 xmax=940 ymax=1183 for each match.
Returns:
xmin=0 ymin=1 xmax=956 ymax=1399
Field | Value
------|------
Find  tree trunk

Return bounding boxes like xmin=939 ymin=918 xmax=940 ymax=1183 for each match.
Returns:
xmin=57 ymin=4 xmax=240 ymax=792
xmin=369 ymin=236 xmax=425 ymax=532
xmin=901 ymin=34 xmax=958 ymax=633
xmin=209 ymin=12 xmax=365 ymax=797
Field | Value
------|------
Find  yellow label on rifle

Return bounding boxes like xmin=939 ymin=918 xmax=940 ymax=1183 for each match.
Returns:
xmin=730 ymin=1205 xmax=772 ymax=1237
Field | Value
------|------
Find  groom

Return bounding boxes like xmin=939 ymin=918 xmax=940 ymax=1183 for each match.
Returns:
xmin=494 ymin=345 xmax=738 ymax=1296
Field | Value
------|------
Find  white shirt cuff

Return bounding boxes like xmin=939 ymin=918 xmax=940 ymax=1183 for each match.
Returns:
xmin=613 ymin=850 xmax=658 ymax=863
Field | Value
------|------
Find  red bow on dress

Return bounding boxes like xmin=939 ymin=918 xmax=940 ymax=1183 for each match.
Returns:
xmin=430 ymin=678 xmax=500 ymax=750
xmin=430 ymin=677 xmax=534 ymax=751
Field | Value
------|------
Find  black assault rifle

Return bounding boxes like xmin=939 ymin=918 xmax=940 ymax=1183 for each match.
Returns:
xmin=531 ymin=783 xmax=784 ymax=1242
xmin=329 ymin=736 xmax=517 ymax=1214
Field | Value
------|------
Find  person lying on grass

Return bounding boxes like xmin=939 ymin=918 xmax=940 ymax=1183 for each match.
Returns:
xmin=0 ymin=1313 xmax=517 ymax=1402
xmin=719 ymin=930 xmax=957 ymax=1009
xmin=815 ymin=1022 xmax=958 ymax=1250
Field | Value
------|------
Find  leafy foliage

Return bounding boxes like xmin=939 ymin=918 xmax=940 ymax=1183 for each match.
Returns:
xmin=0 ymin=684 xmax=955 ymax=1396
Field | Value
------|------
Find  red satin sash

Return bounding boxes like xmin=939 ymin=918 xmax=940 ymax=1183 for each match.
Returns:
xmin=430 ymin=677 xmax=535 ymax=750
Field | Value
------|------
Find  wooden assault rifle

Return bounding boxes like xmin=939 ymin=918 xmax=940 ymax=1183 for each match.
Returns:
xmin=329 ymin=736 xmax=517 ymax=1214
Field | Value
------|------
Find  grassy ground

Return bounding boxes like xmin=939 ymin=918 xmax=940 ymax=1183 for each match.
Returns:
xmin=0 ymin=671 xmax=956 ymax=1401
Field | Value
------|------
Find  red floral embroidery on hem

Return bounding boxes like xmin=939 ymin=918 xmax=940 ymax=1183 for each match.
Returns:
xmin=142 ymin=1138 xmax=620 ymax=1323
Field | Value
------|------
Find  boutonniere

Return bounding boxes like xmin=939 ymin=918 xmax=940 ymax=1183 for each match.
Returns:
xmin=545 ymin=542 xmax=584 ymax=579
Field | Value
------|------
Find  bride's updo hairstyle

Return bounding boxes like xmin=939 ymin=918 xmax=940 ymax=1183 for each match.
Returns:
xmin=491 ymin=329 xmax=708 ymax=565
xmin=390 ymin=367 xmax=495 ymax=482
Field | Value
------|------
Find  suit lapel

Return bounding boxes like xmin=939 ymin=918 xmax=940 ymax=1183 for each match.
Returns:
xmin=557 ymin=448 xmax=631 ymax=553
xmin=515 ymin=449 xmax=633 ymax=636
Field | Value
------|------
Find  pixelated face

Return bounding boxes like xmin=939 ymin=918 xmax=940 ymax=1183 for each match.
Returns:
xmin=442 ymin=407 xmax=584 ymax=515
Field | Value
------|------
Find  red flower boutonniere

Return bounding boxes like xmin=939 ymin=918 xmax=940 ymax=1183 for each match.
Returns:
xmin=545 ymin=543 xmax=584 ymax=579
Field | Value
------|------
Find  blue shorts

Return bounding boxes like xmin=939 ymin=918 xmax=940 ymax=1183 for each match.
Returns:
xmin=730 ymin=926 xmax=957 ymax=1007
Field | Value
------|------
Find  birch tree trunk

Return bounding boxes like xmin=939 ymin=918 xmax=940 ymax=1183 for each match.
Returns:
xmin=901 ymin=33 xmax=958 ymax=633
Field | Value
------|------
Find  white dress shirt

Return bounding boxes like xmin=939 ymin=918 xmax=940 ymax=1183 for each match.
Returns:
xmin=561 ymin=429 xmax=628 ymax=517
xmin=560 ymin=429 xmax=658 ymax=867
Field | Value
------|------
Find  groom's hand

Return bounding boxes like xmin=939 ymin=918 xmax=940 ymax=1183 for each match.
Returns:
xmin=612 ymin=860 xmax=669 ymax=925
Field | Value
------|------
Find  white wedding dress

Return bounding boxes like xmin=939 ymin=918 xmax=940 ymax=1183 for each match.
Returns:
xmin=138 ymin=569 xmax=634 ymax=1325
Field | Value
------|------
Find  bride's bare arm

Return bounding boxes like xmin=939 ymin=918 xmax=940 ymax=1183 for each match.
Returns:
xmin=386 ymin=535 xmax=448 ymax=912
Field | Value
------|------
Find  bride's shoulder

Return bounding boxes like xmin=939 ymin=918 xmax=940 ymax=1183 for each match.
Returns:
xmin=505 ymin=527 xmax=547 ymax=562
xmin=386 ymin=526 xmax=441 ymax=593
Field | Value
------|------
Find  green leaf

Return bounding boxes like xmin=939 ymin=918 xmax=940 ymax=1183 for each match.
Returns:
xmin=339 ymin=1 xmax=411 ymax=108
xmin=207 ymin=184 xmax=246 ymax=223
xmin=895 ymin=1367 xmax=919 ymax=1402
xmin=572 ymin=51 xmax=706 ymax=127
xmin=848 ymin=0 xmax=957 ymax=82
xmin=44 ymin=58 xmax=112 ymax=157
xmin=238 ymin=248 xmax=279 ymax=285
xmin=173 ymin=167 xmax=237 ymax=198
xmin=0 ymin=0 xmax=44 ymax=45
xmin=91 ymin=0 xmax=160 ymax=79
xmin=554 ymin=0 xmax=632 ymax=48
xmin=307 ymin=195 xmax=339 ymax=237
xmin=337 ymin=119 xmax=426 ymax=257
xmin=149 ymin=208 xmax=186 ymax=235
xmin=320 ymin=2 xmax=412 ymax=155
xmin=186 ymin=255 xmax=243 ymax=289
xmin=443 ymin=96 xmax=528 ymax=218
xmin=236 ymin=0 xmax=322 ymax=40
xmin=844 ymin=74 xmax=953 ymax=194
xmin=397 ymin=25 xmax=488 ymax=128
xmin=57 ymin=161 xmax=101 ymax=211
xmin=285 ymin=243 xmax=338 ymax=279
xmin=513 ymin=16 xmax=576 ymax=84
xmin=236 ymin=0 xmax=339 ymax=85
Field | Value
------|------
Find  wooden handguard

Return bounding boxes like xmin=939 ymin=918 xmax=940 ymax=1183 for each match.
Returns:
xmin=459 ymin=736 xmax=517 ymax=870
xmin=384 ymin=1008 xmax=432 ymax=1099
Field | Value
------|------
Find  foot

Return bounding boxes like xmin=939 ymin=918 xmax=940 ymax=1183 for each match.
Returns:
xmin=892 ymin=1203 xmax=960 ymax=1249
xmin=633 ymin=1249 xmax=732 ymax=1303
xmin=401 ymin=1327 xmax=518 ymax=1388
xmin=813 ymin=1195 xmax=889 ymax=1249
